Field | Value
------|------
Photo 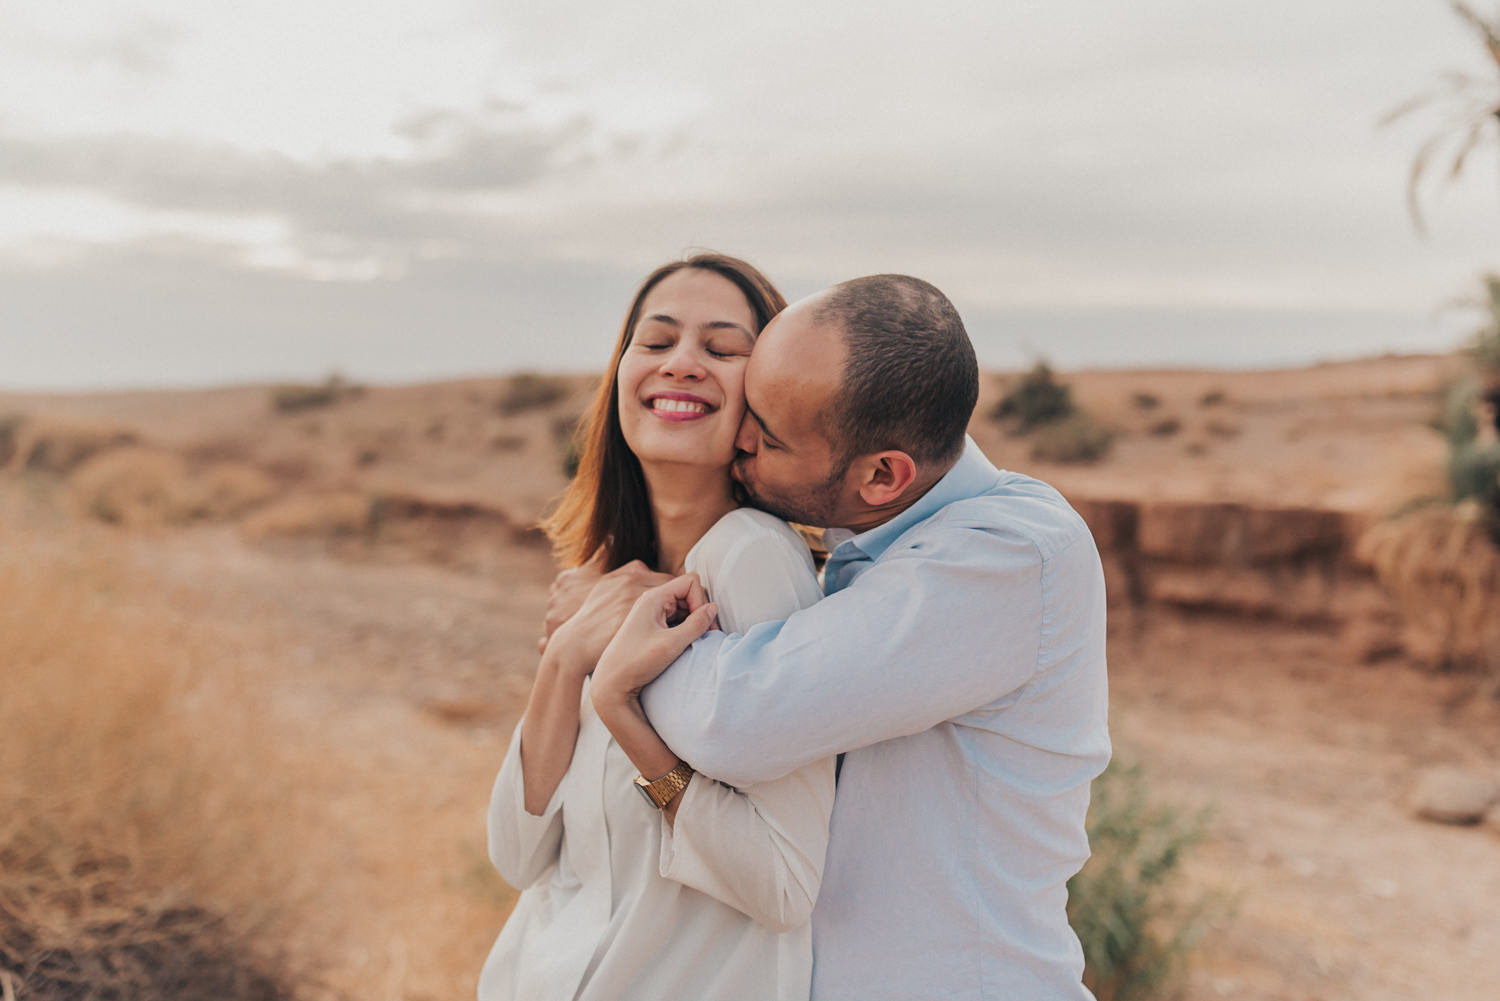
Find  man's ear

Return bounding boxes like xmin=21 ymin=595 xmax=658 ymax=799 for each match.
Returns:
xmin=852 ymin=450 xmax=918 ymax=507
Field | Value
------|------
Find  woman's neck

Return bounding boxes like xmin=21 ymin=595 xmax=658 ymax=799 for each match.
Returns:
xmin=640 ymin=462 xmax=737 ymax=574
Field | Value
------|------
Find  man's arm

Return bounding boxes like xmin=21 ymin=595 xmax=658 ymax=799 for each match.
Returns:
xmin=637 ymin=523 xmax=1086 ymax=787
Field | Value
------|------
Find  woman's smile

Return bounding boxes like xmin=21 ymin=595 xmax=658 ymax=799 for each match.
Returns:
xmin=647 ymin=392 xmax=716 ymax=421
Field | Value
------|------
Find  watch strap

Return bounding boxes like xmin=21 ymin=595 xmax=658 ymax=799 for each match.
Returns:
xmin=634 ymin=760 xmax=694 ymax=809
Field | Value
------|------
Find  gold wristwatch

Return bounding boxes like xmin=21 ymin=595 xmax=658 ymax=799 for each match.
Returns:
xmin=634 ymin=760 xmax=694 ymax=809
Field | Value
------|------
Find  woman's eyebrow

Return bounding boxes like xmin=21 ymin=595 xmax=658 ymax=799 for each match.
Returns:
xmin=703 ymin=320 xmax=753 ymax=335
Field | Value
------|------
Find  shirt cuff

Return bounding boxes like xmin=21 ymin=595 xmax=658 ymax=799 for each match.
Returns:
xmin=494 ymin=721 xmax=567 ymax=828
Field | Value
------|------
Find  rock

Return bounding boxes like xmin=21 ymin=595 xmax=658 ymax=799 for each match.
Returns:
xmin=1409 ymin=766 xmax=1500 ymax=825
xmin=1137 ymin=501 xmax=1348 ymax=566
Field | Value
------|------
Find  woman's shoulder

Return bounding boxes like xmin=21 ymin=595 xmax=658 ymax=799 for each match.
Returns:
xmin=704 ymin=507 xmax=806 ymax=547
xmin=685 ymin=507 xmax=807 ymax=575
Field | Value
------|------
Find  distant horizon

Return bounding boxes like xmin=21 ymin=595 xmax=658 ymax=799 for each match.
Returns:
xmin=1 ymin=2 xmax=1493 ymax=397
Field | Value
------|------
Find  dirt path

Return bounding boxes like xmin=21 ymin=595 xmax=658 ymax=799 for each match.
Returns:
xmin=115 ymin=522 xmax=1500 ymax=1001
xmin=1110 ymin=612 xmax=1500 ymax=1000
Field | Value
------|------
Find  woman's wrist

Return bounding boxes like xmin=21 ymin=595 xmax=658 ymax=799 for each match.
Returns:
xmin=540 ymin=621 xmax=595 ymax=681
xmin=590 ymin=677 xmax=641 ymax=726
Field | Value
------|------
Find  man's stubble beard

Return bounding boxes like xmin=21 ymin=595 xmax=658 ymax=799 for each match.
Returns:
xmin=736 ymin=458 xmax=848 ymax=529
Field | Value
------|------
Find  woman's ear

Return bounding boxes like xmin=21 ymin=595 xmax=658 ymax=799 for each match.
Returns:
xmin=854 ymin=450 xmax=918 ymax=507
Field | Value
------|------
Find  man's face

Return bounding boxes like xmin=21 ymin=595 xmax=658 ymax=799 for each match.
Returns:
xmin=731 ymin=294 xmax=852 ymax=527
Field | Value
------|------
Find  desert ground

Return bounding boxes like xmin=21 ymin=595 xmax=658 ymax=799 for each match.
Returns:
xmin=3 ymin=353 xmax=1499 ymax=1000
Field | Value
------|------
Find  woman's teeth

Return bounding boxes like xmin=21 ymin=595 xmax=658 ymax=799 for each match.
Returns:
xmin=652 ymin=399 xmax=708 ymax=414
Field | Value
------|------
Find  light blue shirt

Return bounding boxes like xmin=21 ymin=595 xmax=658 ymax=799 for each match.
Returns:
xmin=642 ymin=438 xmax=1110 ymax=1001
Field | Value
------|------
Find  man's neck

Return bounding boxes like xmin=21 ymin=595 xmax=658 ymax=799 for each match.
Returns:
xmin=835 ymin=461 xmax=952 ymax=536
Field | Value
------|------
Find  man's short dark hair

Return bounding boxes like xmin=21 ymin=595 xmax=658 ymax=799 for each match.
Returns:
xmin=817 ymin=274 xmax=979 ymax=468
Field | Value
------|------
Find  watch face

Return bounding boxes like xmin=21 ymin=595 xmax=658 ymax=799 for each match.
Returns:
xmin=634 ymin=776 xmax=665 ymax=808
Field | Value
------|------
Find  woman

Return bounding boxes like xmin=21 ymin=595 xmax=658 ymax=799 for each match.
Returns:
xmin=480 ymin=254 xmax=834 ymax=1001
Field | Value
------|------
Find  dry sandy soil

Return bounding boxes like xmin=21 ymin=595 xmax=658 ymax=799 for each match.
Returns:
xmin=3 ymin=353 xmax=1498 ymax=1000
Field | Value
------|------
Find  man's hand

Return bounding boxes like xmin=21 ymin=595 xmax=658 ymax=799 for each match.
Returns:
xmin=592 ymin=574 xmax=716 ymax=710
xmin=544 ymin=560 xmax=674 ymax=676
xmin=538 ymin=551 xmax=607 ymax=653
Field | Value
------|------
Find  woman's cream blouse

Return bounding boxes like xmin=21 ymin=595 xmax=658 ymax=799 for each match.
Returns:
xmin=480 ymin=508 xmax=834 ymax=1001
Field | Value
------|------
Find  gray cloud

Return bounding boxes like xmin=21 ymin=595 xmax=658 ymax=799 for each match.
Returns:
xmin=0 ymin=106 xmax=610 ymax=257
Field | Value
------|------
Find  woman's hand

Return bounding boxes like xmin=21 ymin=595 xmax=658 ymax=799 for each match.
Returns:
xmin=537 ymin=551 xmax=608 ymax=654
xmin=592 ymin=573 xmax=717 ymax=706
xmin=544 ymin=560 xmax=674 ymax=677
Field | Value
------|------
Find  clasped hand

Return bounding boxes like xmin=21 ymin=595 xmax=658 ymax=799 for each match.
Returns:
xmin=592 ymin=573 xmax=718 ymax=704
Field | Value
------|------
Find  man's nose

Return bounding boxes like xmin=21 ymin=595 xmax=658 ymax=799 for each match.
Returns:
xmin=734 ymin=412 xmax=759 ymax=454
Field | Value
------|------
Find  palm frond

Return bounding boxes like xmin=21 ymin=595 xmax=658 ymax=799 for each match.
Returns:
xmin=1450 ymin=2 xmax=1500 ymax=69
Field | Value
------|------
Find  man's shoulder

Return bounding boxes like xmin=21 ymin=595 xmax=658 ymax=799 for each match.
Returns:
xmin=904 ymin=471 xmax=1093 ymax=563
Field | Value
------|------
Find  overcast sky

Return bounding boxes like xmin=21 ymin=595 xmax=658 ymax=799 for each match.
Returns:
xmin=2 ymin=0 xmax=1495 ymax=390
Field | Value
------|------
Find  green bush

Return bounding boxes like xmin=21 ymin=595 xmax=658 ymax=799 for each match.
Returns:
xmin=1467 ymin=274 xmax=1500 ymax=379
xmin=271 ymin=374 xmax=357 ymax=414
xmin=1449 ymin=440 xmax=1500 ymax=510
xmin=0 ymin=413 xmax=24 ymax=467
xmin=1440 ymin=378 xmax=1482 ymax=448
xmin=552 ymin=414 xmax=584 ymax=479
xmin=1068 ymin=761 xmax=1215 ymax=1001
xmin=990 ymin=363 xmax=1075 ymax=430
xmin=1031 ymin=412 xmax=1114 ymax=464
xmin=498 ymin=373 xmax=570 ymax=416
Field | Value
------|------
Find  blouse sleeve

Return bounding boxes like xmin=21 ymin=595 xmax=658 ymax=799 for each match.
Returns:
xmin=487 ymin=722 xmax=567 ymax=890
xmin=657 ymin=513 xmax=835 ymax=931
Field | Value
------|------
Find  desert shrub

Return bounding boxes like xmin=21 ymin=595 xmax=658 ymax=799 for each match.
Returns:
xmin=0 ymin=412 xmax=24 ymax=466
xmin=553 ymin=414 xmax=584 ymax=478
xmin=240 ymin=492 xmax=369 ymax=542
xmin=1031 ymin=412 xmax=1114 ymax=464
xmin=1197 ymin=389 xmax=1226 ymax=407
xmin=1440 ymin=378 xmax=1482 ymax=447
xmin=1068 ymin=761 xmax=1214 ymax=1001
xmin=1465 ymin=273 xmax=1500 ymax=378
xmin=489 ymin=433 xmax=527 ymax=452
xmin=70 ymin=446 xmax=189 ymax=526
xmin=1358 ymin=501 xmax=1500 ymax=676
xmin=1449 ymin=440 xmax=1500 ymax=512
xmin=70 ymin=449 xmax=279 ymax=527
xmin=0 ymin=830 xmax=293 ymax=1001
xmin=1147 ymin=417 xmax=1181 ymax=437
xmin=17 ymin=420 xmax=138 ymax=476
xmin=271 ymin=374 xmax=357 ymax=414
xmin=0 ymin=542 xmax=303 ymax=1000
xmin=990 ymin=362 xmax=1075 ymax=430
xmin=184 ymin=462 xmax=279 ymax=519
xmin=1130 ymin=392 xmax=1160 ymax=410
xmin=1204 ymin=418 xmax=1242 ymax=439
xmin=498 ymin=373 xmax=570 ymax=416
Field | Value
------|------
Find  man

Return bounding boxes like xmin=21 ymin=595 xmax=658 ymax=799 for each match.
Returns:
xmin=577 ymin=274 xmax=1109 ymax=1000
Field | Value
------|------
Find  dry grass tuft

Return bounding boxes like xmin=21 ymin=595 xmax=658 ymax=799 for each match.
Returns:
xmin=240 ymin=492 xmax=369 ymax=542
xmin=69 ymin=448 xmax=279 ymax=527
xmin=0 ymin=535 xmax=307 ymax=998
xmin=1358 ymin=501 xmax=1500 ymax=678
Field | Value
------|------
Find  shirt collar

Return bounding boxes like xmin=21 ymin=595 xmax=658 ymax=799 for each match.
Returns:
xmin=824 ymin=437 xmax=1001 ymax=565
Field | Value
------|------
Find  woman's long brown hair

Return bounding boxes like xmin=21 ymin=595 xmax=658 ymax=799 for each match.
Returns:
xmin=540 ymin=253 xmax=787 ymax=571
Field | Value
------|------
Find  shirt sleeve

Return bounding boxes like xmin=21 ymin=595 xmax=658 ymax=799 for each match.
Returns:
xmin=656 ymin=513 xmax=835 ymax=931
xmin=642 ymin=518 xmax=1083 ymax=789
xmin=486 ymin=722 xmax=567 ymax=891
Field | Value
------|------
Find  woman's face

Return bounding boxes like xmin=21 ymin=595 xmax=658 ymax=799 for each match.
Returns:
xmin=616 ymin=268 xmax=758 ymax=473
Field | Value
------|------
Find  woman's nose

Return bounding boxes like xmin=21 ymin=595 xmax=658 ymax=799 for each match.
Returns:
xmin=660 ymin=341 xmax=707 ymax=380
